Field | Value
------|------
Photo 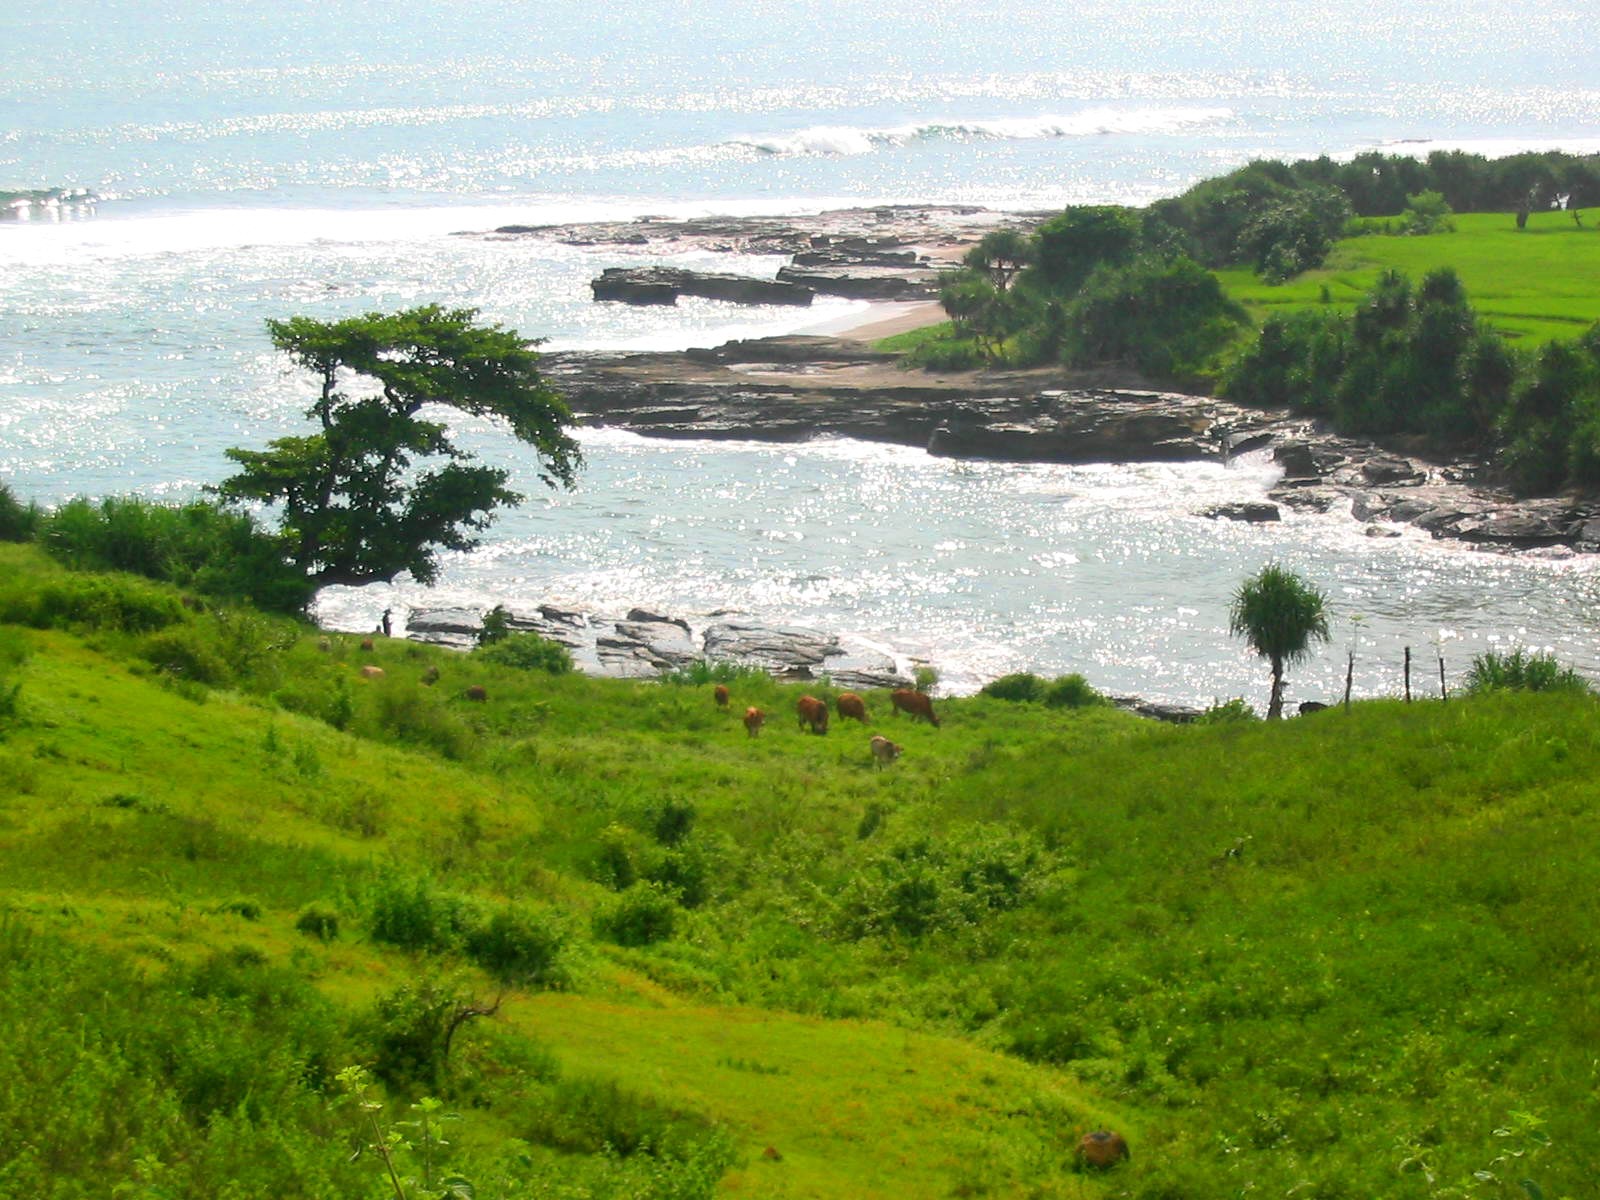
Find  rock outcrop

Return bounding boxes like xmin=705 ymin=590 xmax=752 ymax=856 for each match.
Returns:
xmin=405 ymin=606 xmax=909 ymax=688
xmin=591 ymin=267 xmax=814 ymax=307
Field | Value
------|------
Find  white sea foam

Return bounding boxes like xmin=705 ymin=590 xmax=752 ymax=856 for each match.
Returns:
xmin=727 ymin=107 xmax=1237 ymax=157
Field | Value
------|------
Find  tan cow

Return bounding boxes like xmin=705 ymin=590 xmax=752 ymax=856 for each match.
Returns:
xmin=796 ymin=694 xmax=829 ymax=735
xmin=890 ymin=688 xmax=940 ymax=727
xmin=869 ymin=735 xmax=902 ymax=769
xmin=743 ymin=706 xmax=767 ymax=737
xmin=835 ymin=691 xmax=868 ymax=723
xmin=359 ymin=664 xmax=385 ymax=680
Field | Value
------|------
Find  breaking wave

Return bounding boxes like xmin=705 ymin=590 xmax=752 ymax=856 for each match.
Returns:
xmin=727 ymin=107 xmax=1237 ymax=156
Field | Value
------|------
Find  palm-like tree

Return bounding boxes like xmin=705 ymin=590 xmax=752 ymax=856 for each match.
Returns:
xmin=1229 ymin=565 xmax=1331 ymax=719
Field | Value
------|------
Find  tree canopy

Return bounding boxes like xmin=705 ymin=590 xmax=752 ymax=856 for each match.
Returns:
xmin=219 ymin=305 xmax=581 ymax=590
xmin=1229 ymin=565 xmax=1331 ymax=720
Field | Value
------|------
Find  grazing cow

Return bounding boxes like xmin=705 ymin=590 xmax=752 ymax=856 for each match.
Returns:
xmin=360 ymin=637 xmax=375 ymax=652
xmin=1298 ymin=700 xmax=1329 ymax=715
xmin=1077 ymin=1130 xmax=1130 ymax=1170
xmin=359 ymin=664 xmax=385 ymax=680
xmin=890 ymin=688 xmax=941 ymax=727
xmin=836 ymin=691 xmax=869 ymax=723
xmin=796 ymin=694 xmax=829 ymax=735
xmin=464 ymin=685 xmax=488 ymax=702
xmin=743 ymin=706 xmax=766 ymax=737
xmin=869 ymin=735 xmax=902 ymax=769
xmin=420 ymin=665 xmax=440 ymax=686
xmin=714 ymin=684 xmax=730 ymax=709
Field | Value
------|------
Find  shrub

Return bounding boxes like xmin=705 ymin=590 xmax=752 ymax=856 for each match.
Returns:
xmin=464 ymin=905 xmax=567 ymax=987
xmin=590 ymin=822 xmax=642 ymax=891
xmin=1465 ymin=649 xmax=1592 ymax=695
xmin=646 ymin=845 xmax=712 ymax=909
xmin=0 ymin=482 xmax=41 ymax=542
xmin=473 ymin=630 xmax=572 ymax=674
xmin=595 ymin=882 xmax=678 ymax=947
xmin=38 ymin=496 xmax=311 ymax=614
xmin=294 ymin=904 xmax=340 ymax=941
xmin=1042 ymin=673 xmax=1106 ymax=709
xmin=913 ymin=664 xmax=941 ymax=692
xmin=981 ymin=672 xmax=1047 ymax=702
xmin=366 ymin=876 xmax=470 ymax=953
xmin=363 ymin=978 xmax=484 ymax=1092
xmin=359 ymin=677 xmax=476 ymax=760
xmin=0 ymin=572 xmax=185 ymax=633
xmin=650 ymin=797 xmax=697 ymax=847
xmin=140 ymin=628 xmax=232 ymax=686
xmin=1195 ymin=696 xmax=1259 ymax=724
xmin=211 ymin=897 xmax=263 ymax=921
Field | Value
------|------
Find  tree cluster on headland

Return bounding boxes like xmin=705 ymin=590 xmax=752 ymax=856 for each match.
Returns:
xmin=912 ymin=149 xmax=1600 ymax=496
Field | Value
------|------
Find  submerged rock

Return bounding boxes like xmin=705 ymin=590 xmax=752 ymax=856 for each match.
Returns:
xmin=1203 ymin=501 xmax=1281 ymax=523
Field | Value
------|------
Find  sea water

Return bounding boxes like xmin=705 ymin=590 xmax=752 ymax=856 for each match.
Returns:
xmin=4 ymin=0 xmax=1600 ymax=704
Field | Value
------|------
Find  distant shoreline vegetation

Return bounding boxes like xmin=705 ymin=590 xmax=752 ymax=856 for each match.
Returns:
xmin=904 ymin=148 xmax=1600 ymax=495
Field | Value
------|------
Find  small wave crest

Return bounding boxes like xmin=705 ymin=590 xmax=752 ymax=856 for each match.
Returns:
xmin=727 ymin=106 xmax=1235 ymax=157
xmin=2 ymin=187 xmax=100 ymax=223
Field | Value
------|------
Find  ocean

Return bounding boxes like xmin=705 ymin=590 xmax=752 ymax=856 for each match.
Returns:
xmin=4 ymin=0 xmax=1600 ymax=705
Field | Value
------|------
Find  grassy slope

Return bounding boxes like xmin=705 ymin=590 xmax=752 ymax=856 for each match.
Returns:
xmin=2 ymin=542 xmax=1598 ymax=1197
xmin=1219 ymin=210 xmax=1600 ymax=344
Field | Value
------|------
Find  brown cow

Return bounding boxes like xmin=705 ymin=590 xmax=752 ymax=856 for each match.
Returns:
xmin=743 ymin=706 xmax=767 ymax=737
xmin=360 ymin=637 xmax=375 ymax=652
xmin=890 ymin=688 xmax=941 ymax=727
xmin=869 ymin=735 xmax=902 ymax=769
xmin=1077 ymin=1130 xmax=1130 ymax=1170
xmin=359 ymin=664 xmax=385 ymax=680
xmin=835 ymin=691 xmax=868 ymax=723
xmin=714 ymin=684 xmax=730 ymax=709
xmin=796 ymin=694 xmax=829 ymax=735
xmin=464 ymin=685 xmax=488 ymax=702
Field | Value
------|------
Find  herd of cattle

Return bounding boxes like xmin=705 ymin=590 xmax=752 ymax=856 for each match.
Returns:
xmin=715 ymin=684 xmax=942 ymax=769
xmin=341 ymin=634 xmax=944 ymax=770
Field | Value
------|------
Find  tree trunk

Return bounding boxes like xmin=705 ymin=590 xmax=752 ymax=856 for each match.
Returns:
xmin=1344 ymin=648 xmax=1354 ymax=711
xmin=1268 ymin=656 xmax=1284 ymax=720
xmin=1404 ymin=645 xmax=1412 ymax=703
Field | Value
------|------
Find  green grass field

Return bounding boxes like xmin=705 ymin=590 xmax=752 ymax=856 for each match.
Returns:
xmin=1218 ymin=211 xmax=1600 ymax=344
xmin=2 ymin=542 xmax=1597 ymax=1198
xmin=880 ymin=210 xmax=1600 ymax=364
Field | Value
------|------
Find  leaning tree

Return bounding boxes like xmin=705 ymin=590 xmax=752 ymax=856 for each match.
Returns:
xmin=218 ymin=305 xmax=581 ymax=590
xmin=1229 ymin=565 xmax=1330 ymax=720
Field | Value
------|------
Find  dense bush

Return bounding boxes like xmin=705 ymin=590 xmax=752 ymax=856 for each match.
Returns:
xmin=1042 ymin=673 xmax=1107 ymax=709
xmin=595 ymin=881 xmax=678 ymax=947
xmin=1062 ymin=256 xmax=1248 ymax=377
xmin=38 ymin=496 xmax=312 ymax=614
xmin=473 ymin=629 xmax=573 ymax=674
xmin=0 ymin=481 xmax=41 ymax=542
xmin=367 ymin=875 xmax=473 ymax=953
xmin=980 ymin=672 xmax=1047 ymax=702
xmin=1465 ymin=649 xmax=1592 ymax=695
xmin=0 ymin=570 xmax=186 ymax=632
xmin=1224 ymin=268 xmax=1560 ymax=470
xmin=294 ymin=903 xmax=340 ymax=941
xmin=464 ymin=904 xmax=568 ymax=987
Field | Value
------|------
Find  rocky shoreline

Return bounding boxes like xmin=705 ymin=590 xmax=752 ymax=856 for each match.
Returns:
xmin=421 ymin=206 xmax=1599 ymax=710
xmin=470 ymin=204 xmax=1600 ymax=556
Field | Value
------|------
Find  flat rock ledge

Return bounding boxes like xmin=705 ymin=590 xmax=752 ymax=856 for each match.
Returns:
xmin=592 ymin=267 xmax=814 ymax=307
xmin=404 ymin=606 xmax=909 ymax=691
xmin=547 ymin=334 xmax=1600 ymax=554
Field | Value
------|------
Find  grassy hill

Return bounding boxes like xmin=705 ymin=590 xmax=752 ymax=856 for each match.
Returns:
xmin=1 ymin=541 xmax=1596 ymax=1198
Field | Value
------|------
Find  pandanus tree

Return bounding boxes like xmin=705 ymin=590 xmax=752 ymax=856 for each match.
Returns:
xmin=1229 ymin=565 xmax=1330 ymax=719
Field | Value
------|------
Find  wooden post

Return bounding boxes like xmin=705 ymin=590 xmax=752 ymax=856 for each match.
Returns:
xmin=1438 ymin=651 xmax=1448 ymax=702
xmin=1404 ymin=646 xmax=1412 ymax=703
xmin=1344 ymin=648 xmax=1354 ymax=711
